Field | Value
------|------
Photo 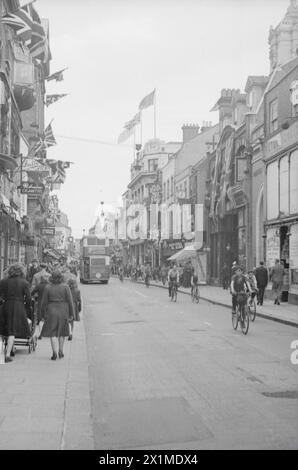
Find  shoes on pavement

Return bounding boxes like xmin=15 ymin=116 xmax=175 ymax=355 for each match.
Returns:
xmin=274 ymin=299 xmax=277 ymax=305
xmin=68 ymin=334 xmax=72 ymax=341
xmin=5 ymin=356 xmax=13 ymax=363
xmin=38 ymin=335 xmax=42 ymax=340
xmin=51 ymin=353 xmax=57 ymax=360
xmin=58 ymin=351 xmax=64 ymax=359
xmin=277 ymin=301 xmax=280 ymax=305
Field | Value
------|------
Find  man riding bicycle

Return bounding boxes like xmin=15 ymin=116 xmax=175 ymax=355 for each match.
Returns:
xmin=246 ymin=270 xmax=258 ymax=306
xmin=144 ymin=264 xmax=151 ymax=285
xmin=168 ymin=264 xmax=179 ymax=298
xmin=230 ymin=265 xmax=252 ymax=314
xmin=191 ymin=272 xmax=199 ymax=297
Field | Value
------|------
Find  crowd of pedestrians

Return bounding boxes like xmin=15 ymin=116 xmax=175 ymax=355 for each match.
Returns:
xmin=0 ymin=258 xmax=81 ymax=364
xmin=113 ymin=260 xmax=196 ymax=289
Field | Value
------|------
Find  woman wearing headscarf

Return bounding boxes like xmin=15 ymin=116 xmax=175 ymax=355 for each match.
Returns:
xmin=0 ymin=263 xmax=32 ymax=363
xmin=40 ymin=270 xmax=74 ymax=360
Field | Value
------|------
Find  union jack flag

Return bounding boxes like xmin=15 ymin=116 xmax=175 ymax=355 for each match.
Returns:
xmin=29 ymin=122 xmax=56 ymax=156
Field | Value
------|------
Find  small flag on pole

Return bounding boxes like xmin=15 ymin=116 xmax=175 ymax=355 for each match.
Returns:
xmin=43 ymin=122 xmax=57 ymax=148
xmin=46 ymin=68 xmax=67 ymax=82
xmin=46 ymin=94 xmax=68 ymax=107
xmin=29 ymin=122 xmax=56 ymax=156
xmin=138 ymin=89 xmax=155 ymax=111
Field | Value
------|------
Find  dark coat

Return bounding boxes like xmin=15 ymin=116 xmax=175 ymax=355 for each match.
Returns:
xmin=270 ymin=263 xmax=284 ymax=284
xmin=31 ymin=281 xmax=49 ymax=323
xmin=255 ymin=266 xmax=268 ymax=287
xmin=69 ymin=286 xmax=81 ymax=322
xmin=41 ymin=283 xmax=74 ymax=338
xmin=0 ymin=277 xmax=32 ymax=337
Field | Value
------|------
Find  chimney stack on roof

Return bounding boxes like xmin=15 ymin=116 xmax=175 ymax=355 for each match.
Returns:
xmin=181 ymin=123 xmax=200 ymax=143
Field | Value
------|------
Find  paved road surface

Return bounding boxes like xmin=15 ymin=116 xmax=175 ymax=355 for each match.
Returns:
xmin=83 ymin=278 xmax=298 ymax=450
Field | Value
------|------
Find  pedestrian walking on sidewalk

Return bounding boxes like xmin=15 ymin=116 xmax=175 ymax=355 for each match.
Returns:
xmin=40 ymin=270 xmax=75 ymax=360
xmin=67 ymin=278 xmax=81 ymax=341
xmin=221 ymin=263 xmax=230 ymax=290
xmin=255 ymin=261 xmax=268 ymax=305
xmin=0 ymin=263 xmax=32 ymax=363
xmin=31 ymin=262 xmax=51 ymax=290
xmin=31 ymin=274 xmax=50 ymax=339
xmin=270 ymin=259 xmax=284 ymax=305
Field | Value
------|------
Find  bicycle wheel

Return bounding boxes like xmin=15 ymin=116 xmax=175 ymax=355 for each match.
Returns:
xmin=232 ymin=308 xmax=238 ymax=330
xmin=172 ymin=286 xmax=177 ymax=302
xmin=196 ymin=288 xmax=200 ymax=303
xmin=241 ymin=305 xmax=249 ymax=335
xmin=248 ymin=299 xmax=256 ymax=322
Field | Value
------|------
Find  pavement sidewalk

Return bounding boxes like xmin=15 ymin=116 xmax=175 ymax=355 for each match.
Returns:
xmin=118 ymin=276 xmax=298 ymax=328
xmin=0 ymin=309 xmax=94 ymax=450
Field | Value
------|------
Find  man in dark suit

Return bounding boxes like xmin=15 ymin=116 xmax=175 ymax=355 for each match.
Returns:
xmin=255 ymin=261 xmax=268 ymax=306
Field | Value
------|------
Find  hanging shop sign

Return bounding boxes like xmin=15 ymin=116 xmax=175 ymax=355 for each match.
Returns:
xmin=20 ymin=182 xmax=44 ymax=195
xmin=41 ymin=227 xmax=56 ymax=236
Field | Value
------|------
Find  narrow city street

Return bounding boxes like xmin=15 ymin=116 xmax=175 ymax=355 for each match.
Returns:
xmin=83 ymin=279 xmax=298 ymax=450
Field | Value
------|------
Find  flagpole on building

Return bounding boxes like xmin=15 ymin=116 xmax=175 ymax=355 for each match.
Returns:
xmin=133 ymin=126 xmax=136 ymax=162
xmin=140 ymin=111 xmax=143 ymax=147
xmin=154 ymin=88 xmax=156 ymax=140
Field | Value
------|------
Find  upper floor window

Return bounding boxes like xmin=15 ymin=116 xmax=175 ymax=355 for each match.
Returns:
xmin=269 ymin=98 xmax=278 ymax=134
xmin=148 ymin=159 xmax=158 ymax=172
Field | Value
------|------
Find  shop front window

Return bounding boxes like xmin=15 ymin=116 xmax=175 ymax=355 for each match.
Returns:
xmin=267 ymin=161 xmax=279 ymax=220
xmin=279 ymin=155 xmax=289 ymax=216
xmin=290 ymin=149 xmax=298 ymax=214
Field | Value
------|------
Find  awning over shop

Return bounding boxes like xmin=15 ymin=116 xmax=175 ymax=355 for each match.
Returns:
xmin=43 ymin=248 xmax=60 ymax=260
xmin=167 ymin=242 xmax=202 ymax=261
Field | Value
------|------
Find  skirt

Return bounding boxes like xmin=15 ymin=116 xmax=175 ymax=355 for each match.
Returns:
xmin=41 ymin=302 xmax=70 ymax=338
xmin=0 ymin=300 xmax=31 ymax=338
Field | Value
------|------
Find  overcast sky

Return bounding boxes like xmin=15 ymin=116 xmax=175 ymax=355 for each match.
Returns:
xmin=37 ymin=0 xmax=289 ymax=238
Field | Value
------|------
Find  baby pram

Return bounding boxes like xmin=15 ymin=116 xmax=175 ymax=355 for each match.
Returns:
xmin=4 ymin=299 xmax=38 ymax=355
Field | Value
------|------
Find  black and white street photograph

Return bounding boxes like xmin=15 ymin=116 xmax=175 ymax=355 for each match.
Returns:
xmin=0 ymin=0 xmax=298 ymax=454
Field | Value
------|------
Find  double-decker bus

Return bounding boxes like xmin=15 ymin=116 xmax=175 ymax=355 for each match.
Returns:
xmin=79 ymin=235 xmax=110 ymax=284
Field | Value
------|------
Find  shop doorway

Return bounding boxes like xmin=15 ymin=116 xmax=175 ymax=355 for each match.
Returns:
xmin=280 ymin=225 xmax=289 ymax=302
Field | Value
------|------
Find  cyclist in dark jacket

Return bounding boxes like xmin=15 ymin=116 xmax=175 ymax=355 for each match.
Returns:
xmin=230 ymin=266 xmax=252 ymax=314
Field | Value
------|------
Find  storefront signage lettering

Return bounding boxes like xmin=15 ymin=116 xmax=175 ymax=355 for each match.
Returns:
xmin=20 ymin=182 xmax=44 ymax=195
xmin=41 ymin=227 xmax=55 ymax=236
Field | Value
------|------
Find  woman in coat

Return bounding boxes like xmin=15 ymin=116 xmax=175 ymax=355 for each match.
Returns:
xmin=31 ymin=274 xmax=50 ymax=339
xmin=67 ymin=278 xmax=81 ymax=341
xmin=0 ymin=263 xmax=32 ymax=363
xmin=40 ymin=270 xmax=74 ymax=360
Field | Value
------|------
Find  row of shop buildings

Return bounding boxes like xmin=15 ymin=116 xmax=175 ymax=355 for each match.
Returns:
xmin=0 ymin=0 xmax=73 ymax=276
xmin=116 ymin=1 xmax=298 ymax=304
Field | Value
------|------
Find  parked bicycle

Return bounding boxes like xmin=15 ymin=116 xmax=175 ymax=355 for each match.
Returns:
xmin=232 ymin=291 xmax=249 ymax=335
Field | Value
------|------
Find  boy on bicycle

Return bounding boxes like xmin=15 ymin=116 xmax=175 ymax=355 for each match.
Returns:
xmin=168 ymin=264 xmax=179 ymax=297
xmin=246 ymin=270 xmax=258 ymax=306
xmin=230 ymin=266 xmax=252 ymax=314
